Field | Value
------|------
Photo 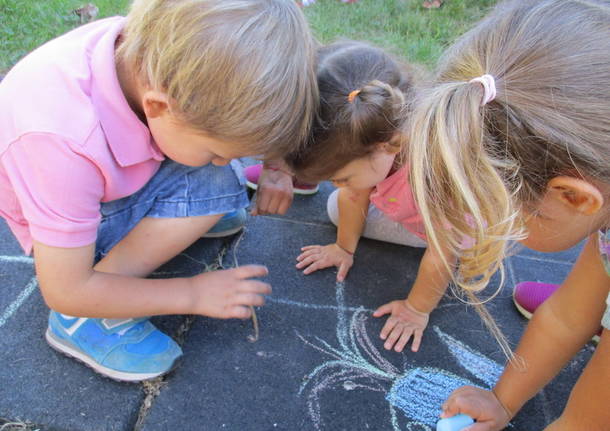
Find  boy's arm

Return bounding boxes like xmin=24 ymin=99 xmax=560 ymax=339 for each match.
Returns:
xmin=34 ymin=241 xmax=270 ymax=319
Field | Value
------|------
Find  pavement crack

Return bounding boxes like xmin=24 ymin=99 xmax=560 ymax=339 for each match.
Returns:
xmin=133 ymin=238 xmax=236 ymax=431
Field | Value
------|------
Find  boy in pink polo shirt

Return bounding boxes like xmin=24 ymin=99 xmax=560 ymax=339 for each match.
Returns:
xmin=0 ymin=0 xmax=317 ymax=381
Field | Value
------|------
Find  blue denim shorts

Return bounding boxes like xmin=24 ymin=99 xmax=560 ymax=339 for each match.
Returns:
xmin=95 ymin=159 xmax=248 ymax=260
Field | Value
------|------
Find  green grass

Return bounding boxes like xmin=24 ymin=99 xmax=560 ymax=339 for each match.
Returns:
xmin=0 ymin=0 xmax=130 ymax=73
xmin=0 ymin=0 xmax=496 ymax=74
xmin=305 ymin=0 xmax=496 ymax=67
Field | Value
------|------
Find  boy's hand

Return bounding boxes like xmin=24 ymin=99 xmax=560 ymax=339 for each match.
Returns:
xmin=251 ymin=167 xmax=293 ymax=216
xmin=373 ymin=299 xmax=429 ymax=352
xmin=190 ymin=265 xmax=271 ymax=319
xmin=296 ymin=243 xmax=354 ymax=282
xmin=441 ymin=386 xmax=511 ymax=431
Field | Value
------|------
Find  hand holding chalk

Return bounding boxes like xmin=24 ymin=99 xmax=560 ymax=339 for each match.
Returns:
xmin=436 ymin=414 xmax=474 ymax=431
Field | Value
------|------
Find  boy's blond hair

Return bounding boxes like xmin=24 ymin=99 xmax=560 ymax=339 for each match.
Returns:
xmin=117 ymin=0 xmax=318 ymax=159
xmin=409 ymin=0 xmax=610 ymax=293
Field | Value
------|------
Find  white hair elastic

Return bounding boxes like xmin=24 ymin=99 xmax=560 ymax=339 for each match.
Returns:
xmin=469 ymin=74 xmax=496 ymax=106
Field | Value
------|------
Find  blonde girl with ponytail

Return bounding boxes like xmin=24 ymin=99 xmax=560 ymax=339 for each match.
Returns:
xmin=409 ymin=0 xmax=610 ymax=428
xmin=290 ymin=41 xmax=458 ymax=354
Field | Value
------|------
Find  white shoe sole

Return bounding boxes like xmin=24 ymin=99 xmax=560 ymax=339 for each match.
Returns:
xmin=512 ymin=294 xmax=533 ymax=320
xmin=46 ymin=328 xmax=169 ymax=382
xmin=246 ymin=180 xmax=319 ymax=195
xmin=202 ymin=225 xmax=244 ymax=238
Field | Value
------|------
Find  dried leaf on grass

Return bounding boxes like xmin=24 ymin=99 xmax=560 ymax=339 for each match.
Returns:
xmin=422 ymin=0 xmax=443 ymax=9
xmin=72 ymin=3 xmax=99 ymax=23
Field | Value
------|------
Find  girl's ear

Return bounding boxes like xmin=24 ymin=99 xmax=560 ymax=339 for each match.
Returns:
xmin=141 ymin=90 xmax=170 ymax=119
xmin=547 ymin=176 xmax=604 ymax=216
xmin=379 ymin=140 xmax=402 ymax=155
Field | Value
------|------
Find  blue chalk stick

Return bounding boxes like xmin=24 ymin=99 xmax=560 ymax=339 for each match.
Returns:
xmin=436 ymin=414 xmax=474 ymax=431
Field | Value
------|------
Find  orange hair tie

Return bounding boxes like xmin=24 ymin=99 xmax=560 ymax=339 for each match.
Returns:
xmin=347 ymin=89 xmax=361 ymax=103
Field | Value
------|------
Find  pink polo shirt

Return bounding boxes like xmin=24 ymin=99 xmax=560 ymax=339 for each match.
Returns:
xmin=0 ymin=17 xmax=165 ymax=254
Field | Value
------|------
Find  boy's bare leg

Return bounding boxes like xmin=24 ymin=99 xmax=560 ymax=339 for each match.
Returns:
xmin=94 ymin=214 xmax=223 ymax=277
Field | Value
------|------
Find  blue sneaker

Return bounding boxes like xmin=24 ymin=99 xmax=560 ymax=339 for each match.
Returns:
xmin=46 ymin=311 xmax=182 ymax=382
xmin=202 ymin=208 xmax=247 ymax=238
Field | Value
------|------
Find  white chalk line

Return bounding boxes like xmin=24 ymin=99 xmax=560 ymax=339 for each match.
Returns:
xmin=0 ymin=276 xmax=38 ymax=328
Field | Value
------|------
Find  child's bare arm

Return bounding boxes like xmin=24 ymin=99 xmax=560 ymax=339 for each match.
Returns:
xmin=494 ymin=234 xmax=609 ymax=419
xmin=34 ymin=241 xmax=270 ymax=319
xmin=442 ymin=235 xmax=610 ymax=430
xmin=296 ymin=187 xmax=372 ymax=281
xmin=373 ymin=241 xmax=455 ymax=352
xmin=407 ymin=242 xmax=454 ymax=313
xmin=336 ymin=186 xmax=372 ymax=253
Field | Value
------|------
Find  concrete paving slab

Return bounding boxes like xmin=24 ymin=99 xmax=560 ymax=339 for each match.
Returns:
xmin=0 ymin=185 xmax=595 ymax=431
xmin=141 ymin=215 xmax=593 ymax=431
xmin=0 ymin=219 xmax=226 ymax=431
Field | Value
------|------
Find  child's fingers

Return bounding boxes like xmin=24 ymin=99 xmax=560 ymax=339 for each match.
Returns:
xmin=277 ymin=195 xmax=292 ymax=215
xmin=229 ymin=305 xmax=252 ymax=320
xmin=300 ymin=245 xmax=320 ymax=251
xmin=296 ymin=254 xmax=320 ymax=269
xmin=233 ymin=264 xmax=269 ymax=279
xmin=296 ymin=248 xmax=320 ymax=262
xmin=234 ymin=292 xmax=266 ymax=307
xmin=266 ymin=194 xmax=282 ymax=215
xmin=303 ymin=261 xmax=324 ymax=275
xmin=337 ymin=262 xmax=350 ymax=281
xmin=441 ymin=386 xmax=473 ymax=418
xmin=238 ymin=280 xmax=272 ymax=295
xmin=383 ymin=324 xmax=404 ymax=350
xmin=392 ymin=327 xmax=414 ymax=352
xmin=379 ymin=316 xmax=398 ymax=340
xmin=410 ymin=329 xmax=423 ymax=352
xmin=373 ymin=303 xmax=393 ymax=318
xmin=255 ymin=189 xmax=272 ymax=214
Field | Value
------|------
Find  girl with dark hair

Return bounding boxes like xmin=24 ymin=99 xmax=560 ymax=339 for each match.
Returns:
xmin=290 ymin=41 xmax=456 ymax=354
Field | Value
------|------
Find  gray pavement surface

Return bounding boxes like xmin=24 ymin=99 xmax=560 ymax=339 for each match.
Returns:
xmin=0 ymin=178 xmax=595 ymax=431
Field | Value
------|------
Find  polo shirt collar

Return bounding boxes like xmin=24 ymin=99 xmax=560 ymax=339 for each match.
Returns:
xmin=90 ymin=17 xmax=164 ymax=167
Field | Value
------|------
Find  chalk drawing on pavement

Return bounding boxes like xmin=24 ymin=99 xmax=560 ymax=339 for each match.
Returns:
xmin=297 ymin=282 xmax=506 ymax=431
xmin=0 ymin=255 xmax=36 ymax=328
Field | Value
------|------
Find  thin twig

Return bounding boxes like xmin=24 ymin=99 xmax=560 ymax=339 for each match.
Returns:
xmin=232 ymin=227 xmax=259 ymax=342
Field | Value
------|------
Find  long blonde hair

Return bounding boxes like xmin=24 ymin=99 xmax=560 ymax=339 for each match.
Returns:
xmin=410 ymin=0 xmax=610 ymax=292
xmin=117 ymin=0 xmax=318 ymax=159
xmin=408 ymin=0 xmax=610 ymax=359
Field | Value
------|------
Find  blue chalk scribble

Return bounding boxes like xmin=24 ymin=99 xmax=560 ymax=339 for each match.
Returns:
xmin=297 ymin=282 xmax=506 ymax=430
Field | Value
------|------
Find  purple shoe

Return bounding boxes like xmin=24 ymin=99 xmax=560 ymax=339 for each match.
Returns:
xmin=244 ymin=164 xmax=319 ymax=195
xmin=513 ymin=281 xmax=601 ymax=343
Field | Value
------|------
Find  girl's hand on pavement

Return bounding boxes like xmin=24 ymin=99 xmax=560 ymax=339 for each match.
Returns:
xmin=296 ymin=243 xmax=354 ymax=282
xmin=373 ymin=299 xmax=430 ymax=352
